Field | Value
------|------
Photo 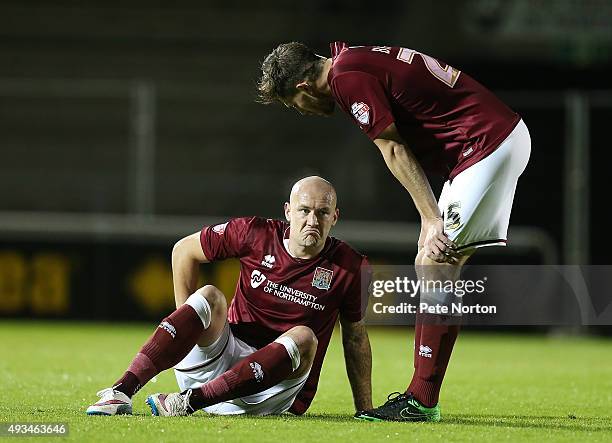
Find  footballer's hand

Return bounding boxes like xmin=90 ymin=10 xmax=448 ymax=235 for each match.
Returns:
xmin=422 ymin=217 xmax=458 ymax=264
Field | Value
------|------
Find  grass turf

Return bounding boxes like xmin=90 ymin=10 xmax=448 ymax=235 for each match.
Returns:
xmin=0 ymin=321 xmax=610 ymax=442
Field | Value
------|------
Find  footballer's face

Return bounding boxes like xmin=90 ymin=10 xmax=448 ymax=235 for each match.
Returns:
xmin=282 ymin=89 xmax=335 ymax=117
xmin=285 ymin=177 xmax=339 ymax=253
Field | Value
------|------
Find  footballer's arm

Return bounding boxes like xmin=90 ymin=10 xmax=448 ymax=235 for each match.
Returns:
xmin=373 ymin=123 xmax=455 ymax=260
xmin=340 ymin=315 xmax=373 ymax=412
xmin=172 ymin=232 xmax=209 ymax=307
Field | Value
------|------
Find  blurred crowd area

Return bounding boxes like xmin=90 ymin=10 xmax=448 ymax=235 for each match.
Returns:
xmin=1 ymin=1 xmax=610 ymax=219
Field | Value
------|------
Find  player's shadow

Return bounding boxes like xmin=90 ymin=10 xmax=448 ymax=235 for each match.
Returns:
xmin=444 ymin=414 xmax=611 ymax=432
xmin=182 ymin=412 xmax=356 ymax=423
xmin=255 ymin=413 xmax=356 ymax=423
xmin=299 ymin=413 xmax=359 ymax=423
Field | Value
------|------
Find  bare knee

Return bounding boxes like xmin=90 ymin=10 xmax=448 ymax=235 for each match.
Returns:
xmin=415 ymin=248 xmax=427 ymax=267
xmin=195 ymin=285 xmax=226 ymax=311
xmin=285 ymin=325 xmax=318 ymax=365
xmin=419 ymin=251 xmax=473 ymax=280
xmin=193 ymin=285 xmax=228 ymax=347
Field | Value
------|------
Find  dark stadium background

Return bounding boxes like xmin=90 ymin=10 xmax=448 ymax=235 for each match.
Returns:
xmin=0 ymin=1 xmax=610 ymax=330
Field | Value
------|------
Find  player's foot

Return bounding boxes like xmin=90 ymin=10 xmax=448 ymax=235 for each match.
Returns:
xmin=86 ymin=387 xmax=132 ymax=416
xmin=354 ymin=392 xmax=441 ymax=422
xmin=146 ymin=390 xmax=193 ymax=416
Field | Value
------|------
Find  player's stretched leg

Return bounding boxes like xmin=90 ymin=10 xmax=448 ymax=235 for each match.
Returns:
xmin=86 ymin=285 xmax=225 ymax=416
xmin=146 ymin=325 xmax=317 ymax=416
xmin=356 ymin=250 xmax=472 ymax=422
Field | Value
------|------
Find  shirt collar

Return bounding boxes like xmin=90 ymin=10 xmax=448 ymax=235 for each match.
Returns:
xmin=330 ymin=41 xmax=348 ymax=60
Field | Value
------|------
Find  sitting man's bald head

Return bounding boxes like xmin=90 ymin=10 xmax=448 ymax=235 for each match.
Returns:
xmin=289 ymin=176 xmax=337 ymax=209
xmin=284 ymin=176 xmax=339 ymax=257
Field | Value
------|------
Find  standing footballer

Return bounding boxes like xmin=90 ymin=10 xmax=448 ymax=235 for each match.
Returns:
xmin=257 ymin=42 xmax=530 ymax=422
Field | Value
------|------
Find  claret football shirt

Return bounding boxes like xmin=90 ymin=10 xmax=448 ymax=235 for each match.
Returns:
xmin=328 ymin=41 xmax=521 ymax=180
xmin=200 ymin=216 xmax=370 ymax=414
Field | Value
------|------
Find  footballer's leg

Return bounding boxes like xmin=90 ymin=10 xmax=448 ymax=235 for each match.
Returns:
xmin=274 ymin=324 xmax=318 ymax=379
xmin=398 ymin=120 xmax=528 ymax=420
xmin=358 ymin=121 xmax=529 ymax=423
xmin=356 ymin=250 xmax=472 ymax=422
xmin=146 ymin=326 xmax=317 ymax=416
xmin=86 ymin=286 xmax=223 ymax=416
xmin=408 ymin=251 xmax=472 ymax=418
xmin=193 ymin=285 xmax=228 ymax=348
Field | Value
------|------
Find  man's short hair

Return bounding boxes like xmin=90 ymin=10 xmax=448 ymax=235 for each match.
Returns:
xmin=257 ymin=42 xmax=322 ymax=104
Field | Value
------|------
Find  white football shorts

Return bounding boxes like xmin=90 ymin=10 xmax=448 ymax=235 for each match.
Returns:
xmin=173 ymin=322 xmax=308 ymax=416
xmin=438 ymin=119 xmax=531 ymax=251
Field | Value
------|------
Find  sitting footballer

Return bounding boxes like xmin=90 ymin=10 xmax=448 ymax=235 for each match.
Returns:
xmin=86 ymin=176 xmax=373 ymax=417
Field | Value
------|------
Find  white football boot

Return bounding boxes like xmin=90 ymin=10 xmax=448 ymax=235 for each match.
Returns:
xmin=86 ymin=387 xmax=132 ymax=416
xmin=146 ymin=390 xmax=193 ymax=416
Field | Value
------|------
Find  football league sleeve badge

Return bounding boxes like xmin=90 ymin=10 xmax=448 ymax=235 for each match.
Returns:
xmin=212 ymin=222 xmax=228 ymax=235
xmin=351 ymin=102 xmax=370 ymax=126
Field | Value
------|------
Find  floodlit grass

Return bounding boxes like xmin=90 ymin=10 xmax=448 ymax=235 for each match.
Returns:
xmin=1 ymin=321 xmax=610 ymax=442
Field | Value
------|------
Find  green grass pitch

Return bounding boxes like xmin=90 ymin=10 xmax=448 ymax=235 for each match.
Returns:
xmin=1 ymin=321 xmax=610 ymax=442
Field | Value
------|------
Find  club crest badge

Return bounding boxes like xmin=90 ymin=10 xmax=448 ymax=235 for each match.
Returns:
xmin=312 ymin=267 xmax=333 ymax=290
xmin=445 ymin=202 xmax=461 ymax=231
xmin=351 ymin=102 xmax=370 ymax=125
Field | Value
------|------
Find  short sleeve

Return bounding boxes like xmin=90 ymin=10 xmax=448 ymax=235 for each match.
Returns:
xmin=200 ymin=217 xmax=258 ymax=261
xmin=330 ymin=71 xmax=395 ymax=140
xmin=340 ymin=256 xmax=372 ymax=322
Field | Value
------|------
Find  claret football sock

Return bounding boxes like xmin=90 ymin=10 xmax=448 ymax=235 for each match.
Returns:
xmin=413 ymin=321 xmax=423 ymax=370
xmin=114 ymin=303 xmax=205 ymax=397
xmin=187 ymin=341 xmax=294 ymax=411
xmin=407 ymin=313 xmax=460 ymax=408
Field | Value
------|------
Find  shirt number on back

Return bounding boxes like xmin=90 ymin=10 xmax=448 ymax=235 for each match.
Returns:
xmin=396 ymin=47 xmax=461 ymax=87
